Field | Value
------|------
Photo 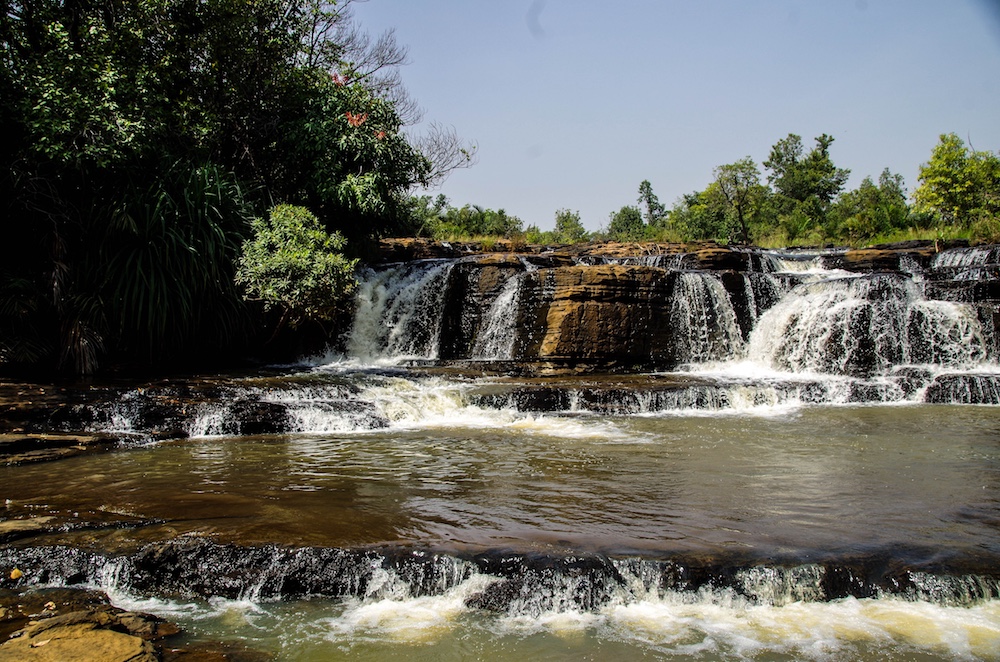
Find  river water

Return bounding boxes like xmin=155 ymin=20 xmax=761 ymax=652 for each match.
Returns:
xmin=3 ymin=247 xmax=1000 ymax=660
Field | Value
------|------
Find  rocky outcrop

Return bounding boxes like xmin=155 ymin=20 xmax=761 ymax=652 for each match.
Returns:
xmin=0 ymin=589 xmax=175 ymax=662
xmin=363 ymin=239 xmax=1000 ymax=378
xmin=0 ymin=587 xmax=272 ymax=661
xmin=523 ymin=265 xmax=675 ymax=364
xmin=0 ymin=433 xmax=115 ymax=466
xmin=409 ymin=249 xmax=769 ymax=369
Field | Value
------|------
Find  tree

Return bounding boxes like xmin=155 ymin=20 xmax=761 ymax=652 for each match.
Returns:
xmin=554 ymin=209 xmax=589 ymax=243
xmin=235 ymin=205 xmax=358 ymax=332
xmin=713 ymin=157 xmax=768 ymax=244
xmin=607 ymin=205 xmax=645 ymax=241
xmin=637 ymin=180 xmax=667 ymax=227
xmin=0 ymin=0 xmax=449 ymax=372
xmin=764 ymin=133 xmax=850 ymax=237
xmin=913 ymin=133 xmax=1000 ymax=227
xmin=670 ymin=185 xmax=728 ymax=242
xmin=829 ymin=169 xmax=910 ymax=241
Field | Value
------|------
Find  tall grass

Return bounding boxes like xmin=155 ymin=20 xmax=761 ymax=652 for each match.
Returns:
xmin=94 ymin=163 xmax=258 ymax=365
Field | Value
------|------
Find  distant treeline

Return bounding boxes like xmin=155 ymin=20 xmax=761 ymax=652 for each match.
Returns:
xmin=407 ymin=132 xmax=1000 ymax=247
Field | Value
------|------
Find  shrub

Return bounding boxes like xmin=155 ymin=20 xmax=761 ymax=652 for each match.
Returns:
xmin=236 ymin=205 xmax=358 ymax=330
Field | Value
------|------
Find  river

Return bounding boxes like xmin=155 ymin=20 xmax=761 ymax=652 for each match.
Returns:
xmin=2 ymin=245 xmax=1000 ymax=660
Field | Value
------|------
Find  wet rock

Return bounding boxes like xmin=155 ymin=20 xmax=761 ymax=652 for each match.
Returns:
xmin=524 ymin=265 xmax=676 ymax=364
xmin=0 ymin=517 xmax=59 ymax=544
xmin=162 ymin=641 xmax=274 ymax=661
xmin=687 ymin=246 xmax=748 ymax=271
xmin=224 ymin=401 xmax=291 ymax=435
xmin=824 ymin=246 xmax=936 ymax=272
xmin=924 ymin=374 xmax=1000 ymax=404
xmin=924 ymin=278 xmax=1000 ymax=303
xmin=0 ymin=433 xmax=116 ymax=466
xmin=0 ymin=507 xmax=163 ymax=545
xmin=469 ymin=386 xmax=572 ymax=412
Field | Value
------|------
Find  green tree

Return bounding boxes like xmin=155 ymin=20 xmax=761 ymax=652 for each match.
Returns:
xmin=235 ymin=205 xmax=358 ymax=332
xmin=554 ymin=209 xmax=589 ymax=243
xmin=637 ymin=180 xmax=667 ymax=227
xmin=0 ymin=0 xmax=447 ymax=372
xmin=403 ymin=194 xmax=449 ymax=236
xmin=713 ymin=157 xmax=768 ymax=244
xmin=607 ymin=205 xmax=645 ymax=241
xmin=436 ymin=204 xmax=523 ymax=238
xmin=764 ymin=133 xmax=850 ymax=237
xmin=828 ymin=169 xmax=910 ymax=241
xmin=913 ymin=133 xmax=1000 ymax=227
xmin=670 ymin=185 xmax=728 ymax=242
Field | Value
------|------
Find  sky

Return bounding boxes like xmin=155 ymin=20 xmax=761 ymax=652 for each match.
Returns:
xmin=351 ymin=0 xmax=1000 ymax=231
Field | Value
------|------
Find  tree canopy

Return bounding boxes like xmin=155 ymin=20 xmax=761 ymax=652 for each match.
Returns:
xmin=913 ymin=133 xmax=1000 ymax=228
xmin=0 ymin=0 xmax=466 ymax=373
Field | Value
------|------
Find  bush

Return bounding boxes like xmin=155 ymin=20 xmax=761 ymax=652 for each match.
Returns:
xmin=236 ymin=205 xmax=358 ymax=330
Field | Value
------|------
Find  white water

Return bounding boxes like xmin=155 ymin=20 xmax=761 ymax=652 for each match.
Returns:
xmin=747 ymin=273 xmax=990 ymax=376
xmin=86 ymin=246 xmax=1000 ymax=443
xmin=345 ymin=261 xmax=454 ymax=362
xmin=88 ymin=562 xmax=1000 ymax=661
xmin=471 ymin=273 xmax=522 ymax=360
xmin=669 ymin=272 xmax=746 ymax=365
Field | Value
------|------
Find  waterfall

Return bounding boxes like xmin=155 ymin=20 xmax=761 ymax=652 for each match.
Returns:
xmin=748 ymin=273 xmax=991 ymax=376
xmin=346 ymin=261 xmax=454 ymax=362
xmin=932 ymin=245 xmax=1000 ymax=281
xmin=472 ymin=273 xmax=523 ymax=360
xmin=932 ymin=245 xmax=1000 ymax=270
xmin=572 ymin=254 xmax=687 ymax=269
xmin=669 ymin=272 xmax=745 ymax=365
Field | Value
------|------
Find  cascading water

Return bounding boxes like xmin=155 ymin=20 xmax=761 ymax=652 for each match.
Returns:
xmin=669 ymin=272 xmax=745 ymax=364
xmin=6 ymin=244 xmax=1000 ymax=661
xmin=747 ymin=272 xmax=991 ymax=377
xmin=471 ymin=273 xmax=522 ymax=360
xmin=345 ymin=260 xmax=454 ymax=362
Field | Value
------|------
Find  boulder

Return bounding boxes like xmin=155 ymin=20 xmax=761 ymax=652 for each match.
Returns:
xmin=0 ymin=612 xmax=157 ymax=662
xmin=0 ymin=590 xmax=178 ymax=662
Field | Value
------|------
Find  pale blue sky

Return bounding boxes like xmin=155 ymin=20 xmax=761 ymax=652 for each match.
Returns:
xmin=352 ymin=0 xmax=1000 ymax=231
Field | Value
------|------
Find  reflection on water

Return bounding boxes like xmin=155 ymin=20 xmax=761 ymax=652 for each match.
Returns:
xmin=3 ymin=404 xmax=999 ymax=563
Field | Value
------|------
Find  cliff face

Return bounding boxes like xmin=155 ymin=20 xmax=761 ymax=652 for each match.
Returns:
xmin=524 ymin=265 xmax=676 ymax=364
xmin=371 ymin=240 xmax=1000 ymax=375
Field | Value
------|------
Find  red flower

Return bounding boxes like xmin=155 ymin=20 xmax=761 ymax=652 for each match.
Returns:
xmin=374 ymin=130 xmax=386 ymax=140
xmin=345 ymin=111 xmax=368 ymax=127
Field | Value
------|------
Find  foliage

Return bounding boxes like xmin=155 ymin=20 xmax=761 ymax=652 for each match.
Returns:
xmin=554 ymin=209 xmax=590 ymax=243
xmin=607 ymin=206 xmax=645 ymax=241
xmin=764 ymin=133 xmax=850 ymax=237
xmin=404 ymin=195 xmax=523 ymax=239
xmin=0 ymin=0 xmax=444 ymax=372
xmin=670 ymin=184 xmax=730 ymax=242
xmin=98 ymin=163 xmax=258 ymax=365
xmin=827 ymin=169 xmax=910 ymax=241
xmin=637 ymin=180 xmax=667 ymax=227
xmin=913 ymin=133 xmax=1000 ymax=228
xmin=713 ymin=158 xmax=769 ymax=244
xmin=236 ymin=205 xmax=358 ymax=330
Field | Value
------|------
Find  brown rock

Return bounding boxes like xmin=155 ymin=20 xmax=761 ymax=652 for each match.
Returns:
xmin=687 ymin=246 xmax=748 ymax=271
xmin=0 ymin=517 xmax=58 ymax=542
xmin=0 ymin=433 xmax=116 ymax=466
xmin=0 ymin=610 xmax=156 ymax=662
xmin=529 ymin=265 xmax=674 ymax=363
xmin=828 ymin=247 xmax=936 ymax=272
